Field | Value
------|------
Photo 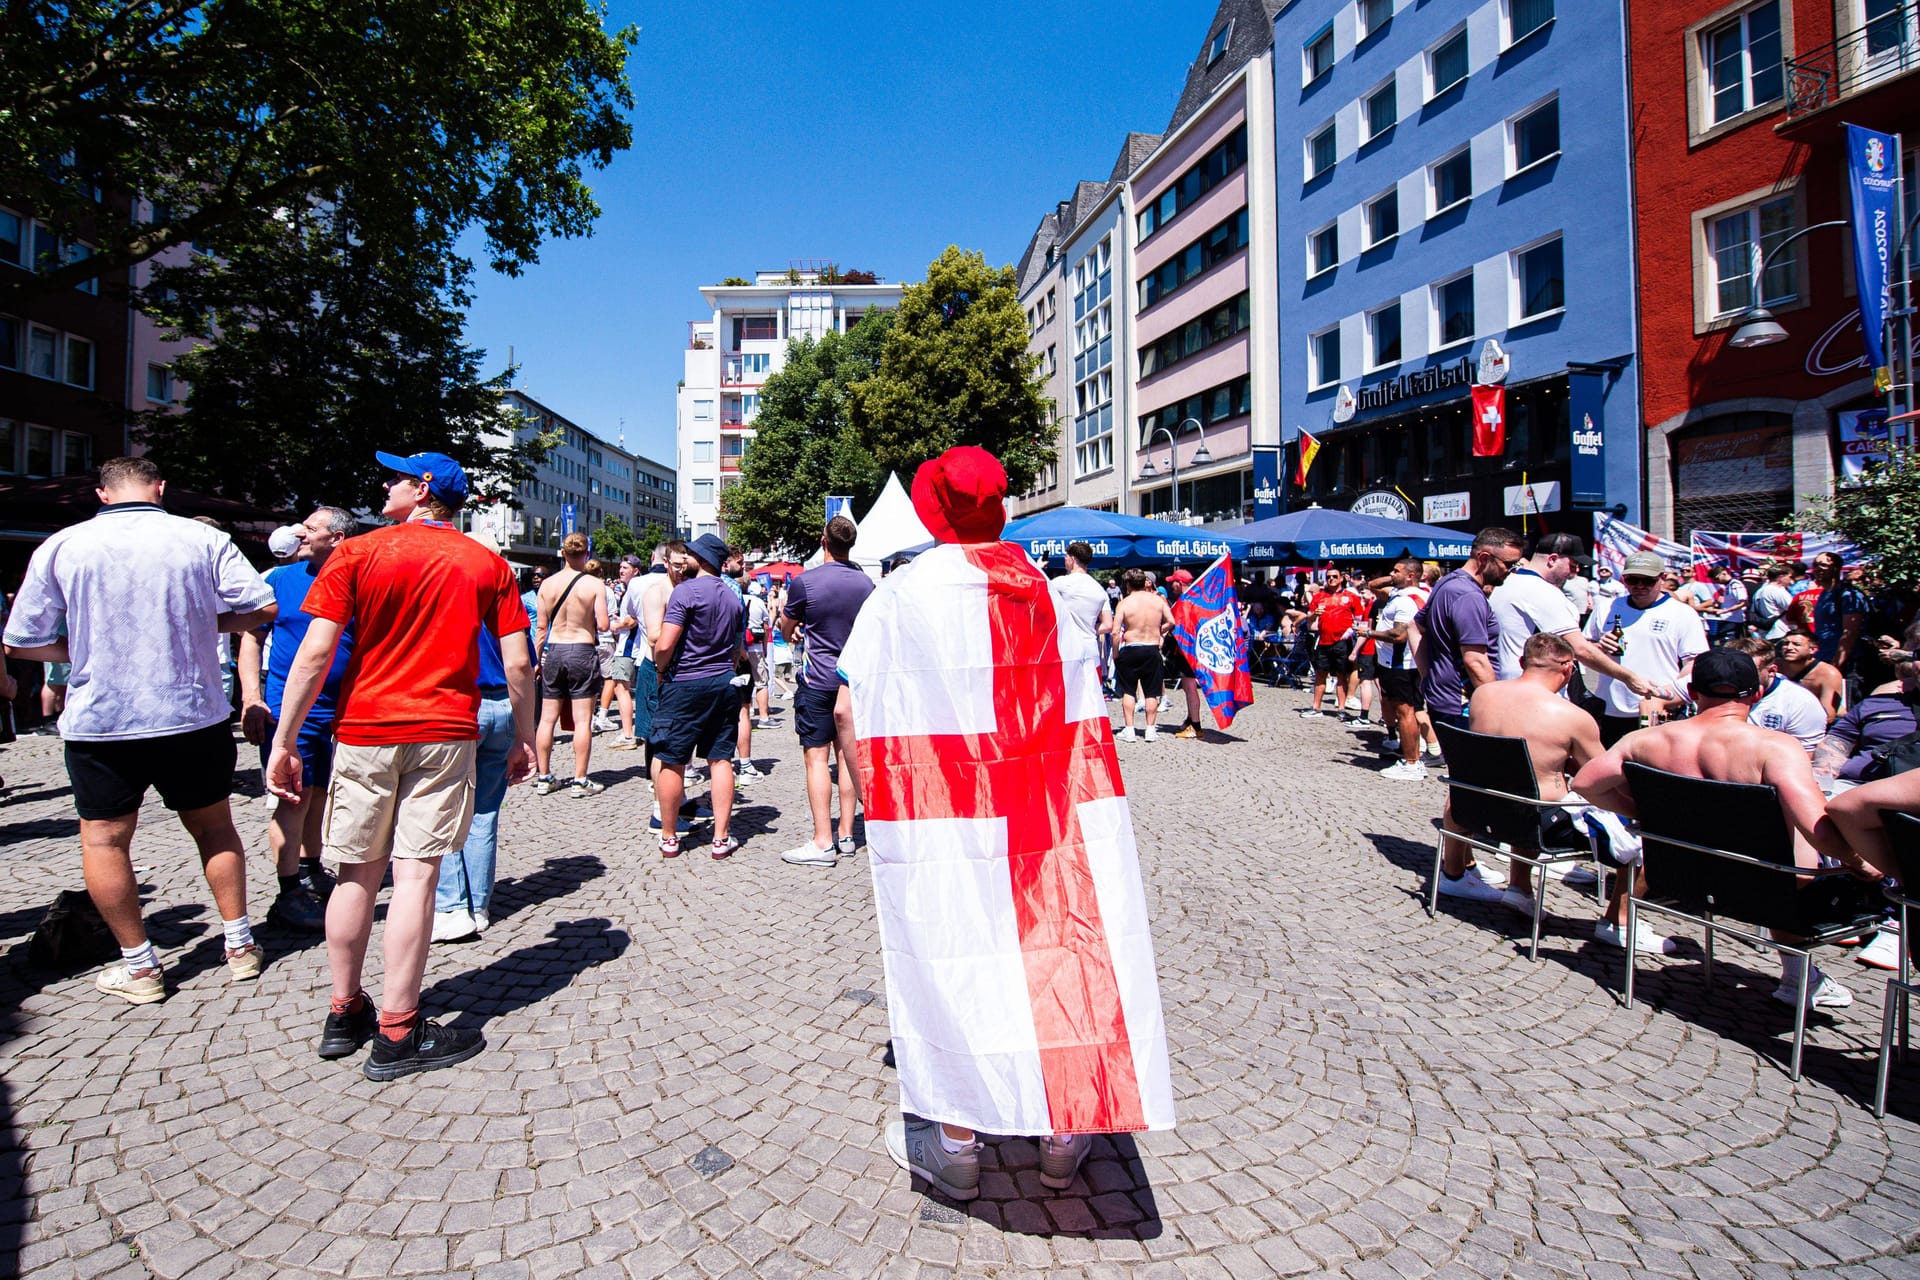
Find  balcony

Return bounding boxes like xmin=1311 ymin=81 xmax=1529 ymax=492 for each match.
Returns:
xmin=720 ymin=455 xmax=743 ymax=473
xmin=1782 ymin=1 xmax=1919 ymax=131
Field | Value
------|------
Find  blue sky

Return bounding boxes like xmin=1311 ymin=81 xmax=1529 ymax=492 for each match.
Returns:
xmin=460 ymin=0 xmax=1214 ymax=464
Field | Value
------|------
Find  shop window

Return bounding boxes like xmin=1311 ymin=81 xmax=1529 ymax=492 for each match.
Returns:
xmin=1670 ymin=413 xmax=1794 ymax=535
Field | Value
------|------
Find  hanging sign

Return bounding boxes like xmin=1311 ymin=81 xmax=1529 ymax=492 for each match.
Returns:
xmin=1349 ymin=489 xmax=1412 ymax=520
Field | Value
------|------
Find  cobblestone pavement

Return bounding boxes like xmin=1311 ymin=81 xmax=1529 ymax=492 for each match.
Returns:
xmin=0 ymin=689 xmax=1917 ymax=1280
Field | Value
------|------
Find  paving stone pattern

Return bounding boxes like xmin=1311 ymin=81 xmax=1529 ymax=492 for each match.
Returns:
xmin=0 ymin=692 xmax=1916 ymax=1279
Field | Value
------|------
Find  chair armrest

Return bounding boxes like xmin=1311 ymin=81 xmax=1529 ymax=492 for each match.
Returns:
xmin=1435 ymin=778 xmax=1582 ymax=810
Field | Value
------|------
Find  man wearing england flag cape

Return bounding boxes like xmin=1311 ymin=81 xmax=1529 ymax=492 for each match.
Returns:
xmin=838 ymin=446 xmax=1175 ymax=1201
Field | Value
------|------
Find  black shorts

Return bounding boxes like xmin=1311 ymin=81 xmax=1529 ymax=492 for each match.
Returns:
xmin=66 ymin=721 xmax=236 ymax=821
xmin=649 ymin=675 xmax=739 ymax=766
xmin=1162 ymin=638 xmax=1193 ymax=682
xmin=541 ymin=642 xmax=602 ymax=701
xmin=1115 ymin=644 xmax=1164 ymax=698
xmin=1356 ymin=651 xmax=1379 ymax=681
xmin=1311 ymin=643 xmax=1351 ymax=676
xmin=1380 ymin=668 xmax=1422 ymax=710
xmin=794 ymin=677 xmax=842 ymax=750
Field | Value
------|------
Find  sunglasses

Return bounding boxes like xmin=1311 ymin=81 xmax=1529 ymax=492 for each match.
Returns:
xmin=1622 ymin=575 xmax=1658 ymax=586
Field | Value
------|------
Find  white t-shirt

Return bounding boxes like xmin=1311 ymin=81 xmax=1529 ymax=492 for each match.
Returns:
xmin=1751 ymin=674 xmax=1826 ymax=753
xmin=1717 ymin=578 xmax=1748 ymax=624
xmin=1563 ymin=574 xmax=1593 ymax=617
xmin=1595 ymin=577 xmax=1627 ymax=601
xmin=1752 ymin=581 xmax=1794 ymax=637
xmin=1049 ymin=571 xmax=1111 ymax=640
xmin=1491 ymin=568 xmax=1580 ymax=680
xmin=3 ymin=503 xmax=274 ymax=741
xmin=1582 ymin=593 xmax=1711 ymax=718
xmin=1379 ymin=590 xmax=1421 ymax=671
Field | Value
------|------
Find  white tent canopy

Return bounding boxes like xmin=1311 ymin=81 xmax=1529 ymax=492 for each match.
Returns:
xmin=846 ymin=472 xmax=934 ymax=577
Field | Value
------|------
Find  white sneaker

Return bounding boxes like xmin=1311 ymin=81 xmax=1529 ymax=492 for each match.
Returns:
xmin=1436 ymin=868 xmax=1504 ymax=903
xmin=1559 ymin=864 xmax=1600 ymax=888
xmin=1115 ymin=726 xmax=1137 ymax=742
xmin=736 ymin=759 xmax=766 ymax=782
xmin=1143 ymin=725 xmax=1158 ymax=742
xmin=1380 ymin=759 xmax=1428 ymax=781
xmin=591 ymin=711 xmax=618 ymax=733
xmin=1772 ymin=968 xmax=1854 ymax=1009
xmin=1158 ymin=697 xmax=1172 ymax=713
xmin=1344 ymin=696 xmax=1362 ymax=713
xmin=1500 ymin=888 xmax=1538 ymax=917
xmin=1858 ymin=924 xmax=1903 ymax=971
xmin=471 ymin=911 xmax=490 ymax=934
xmin=431 ymin=911 xmax=477 ymax=943
xmin=1593 ymin=919 xmax=1679 ymax=955
xmin=781 ymin=841 xmax=838 ymax=868
xmin=1298 ymin=707 xmax=1328 ymax=719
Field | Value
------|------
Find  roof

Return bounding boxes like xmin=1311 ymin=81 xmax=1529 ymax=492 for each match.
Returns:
xmin=1164 ymin=0 xmax=1284 ymax=135
xmin=1109 ymin=132 xmax=1164 ymax=182
xmin=1015 ymin=210 xmax=1064 ymax=296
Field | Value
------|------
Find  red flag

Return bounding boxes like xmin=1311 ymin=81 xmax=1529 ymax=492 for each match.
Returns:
xmin=1471 ymin=384 xmax=1506 ymax=457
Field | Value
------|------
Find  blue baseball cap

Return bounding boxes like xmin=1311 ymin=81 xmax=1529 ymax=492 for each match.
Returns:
xmin=375 ymin=450 xmax=469 ymax=506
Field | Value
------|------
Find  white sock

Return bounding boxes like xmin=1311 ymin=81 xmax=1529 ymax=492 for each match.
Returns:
xmin=938 ymin=1129 xmax=971 ymax=1153
xmin=121 ymin=941 xmax=159 ymax=972
xmin=223 ymin=915 xmax=254 ymax=952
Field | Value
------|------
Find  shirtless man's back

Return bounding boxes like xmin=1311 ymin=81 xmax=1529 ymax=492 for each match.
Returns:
xmin=1467 ymin=635 xmax=1600 ymax=805
xmin=1111 ymin=570 xmax=1174 ymax=741
xmin=531 ymin=533 xmax=612 ymax=795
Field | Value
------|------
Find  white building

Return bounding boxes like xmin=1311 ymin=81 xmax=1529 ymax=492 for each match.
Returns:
xmin=676 ymin=267 xmax=905 ymax=541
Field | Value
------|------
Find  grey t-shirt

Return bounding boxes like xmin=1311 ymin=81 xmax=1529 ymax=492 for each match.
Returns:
xmin=1413 ymin=569 xmax=1496 ymax=716
xmin=783 ymin=560 xmax=875 ymax=686
xmin=662 ymin=574 xmax=744 ymax=681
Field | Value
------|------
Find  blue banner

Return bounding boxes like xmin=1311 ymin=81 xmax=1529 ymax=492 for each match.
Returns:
xmin=825 ymin=495 xmax=852 ymax=523
xmin=561 ymin=502 xmax=577 ymax=535
xmin=1251 ymin=447 xmax=1281 ymax=521
xmin=1846 ymin=123 xmax=1899 ymax=372
xmin=1568 ymin=371 xmax=1608 ymax=508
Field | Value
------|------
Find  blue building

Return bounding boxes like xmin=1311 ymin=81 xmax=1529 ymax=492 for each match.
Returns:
xmin=1271 ymin=0 xmax=1641 ymax=531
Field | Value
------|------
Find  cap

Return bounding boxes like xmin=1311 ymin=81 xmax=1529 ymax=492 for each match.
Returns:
xmin=268 ymin=525 xmax=304 ymax=558
xmin=620 ymin=554 xmax=644 ymax=570
xmin=911 ymin=446 xmax=1008 ymax=544
xmin=1622 ymin=551 xmax=1667 ymax=578
xmin=1691 ymin=648 xmax=1762 ymax=699
xmin=689 ymin=532 xmax=732 ymax=571
xmin=375 ymin=450 xmax=469 ymax=507
xmin=1535 ymin=532 xmax=1591 ymax=564
xmin=1166 ymin=568 xmax=1194 ymax=585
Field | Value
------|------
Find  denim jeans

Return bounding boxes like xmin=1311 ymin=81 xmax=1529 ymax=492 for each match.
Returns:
xmin=437 ymin=695 xmax=513 ymax=918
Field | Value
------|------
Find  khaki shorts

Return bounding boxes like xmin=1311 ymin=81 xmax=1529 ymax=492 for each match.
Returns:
xmin=323 ymin=740 xmax=478 ymax=863
xmin=746 ymin=647 xmax=769 ymax=689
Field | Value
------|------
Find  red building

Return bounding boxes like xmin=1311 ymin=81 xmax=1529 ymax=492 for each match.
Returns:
xmin=1628 ymin=0 xmax=1917 ymax=539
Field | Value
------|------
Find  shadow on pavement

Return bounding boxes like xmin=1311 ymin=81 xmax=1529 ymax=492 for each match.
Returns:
xmin=486 ymin=854 xmax=606 ymax=924
xmin=907 ymin=1132 xmax=1163 ymax=1239
xmin=425 ymin=916 xmax=629 ymax=1026
xmin=0 ymin=784 xmax=72 ymax=809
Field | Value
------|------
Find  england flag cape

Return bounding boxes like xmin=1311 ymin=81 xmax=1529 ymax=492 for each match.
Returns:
xmin=838 ymin=540 xmax=1176 ymax=1136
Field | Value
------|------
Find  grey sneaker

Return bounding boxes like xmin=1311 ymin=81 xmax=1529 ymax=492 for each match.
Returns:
xmin=1039 ymin=1133 xmax=1093 ymax=1190
xmin=885 ymin=1117 xmax=981 ymax=1201
xmin=531 ymin=774 xmax=556 ymax=796
xmin=567 ymin=777 xmax=605 ymax=797
xmin=836 ymin=835 xmax=858 ymax=857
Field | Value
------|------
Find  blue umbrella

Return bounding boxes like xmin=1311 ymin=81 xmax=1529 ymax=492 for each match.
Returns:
xmin=1235 ymin=507 xmax=1476 ymax=563
xmin=1002 ymin=508 xmax=1250 ymax=566
xmin=1099 ymin=512 xmax=1250 ymax=564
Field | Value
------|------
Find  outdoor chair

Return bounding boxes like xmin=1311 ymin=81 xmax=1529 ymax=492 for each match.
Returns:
xmin=1269 ymin=628 xmax=1315 ymax=689
xmin=1429 ymin=721 xmax=1601 ymax=961
xmin=1622 ymin=763 xmax=1886 ymax=1081
xmin=1872 ymin=810 xmax=1920 ymax=1117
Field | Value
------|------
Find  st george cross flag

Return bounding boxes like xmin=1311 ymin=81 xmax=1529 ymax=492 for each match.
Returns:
xmin=1171 ymin=554 xmax=1254 ymax=728
xmin=839 ymin=448 xmax=1175 ymax=1137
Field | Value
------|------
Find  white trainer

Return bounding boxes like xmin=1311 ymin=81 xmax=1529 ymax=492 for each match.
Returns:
xmin=1858 ymin=923 xmax=1902 ymax=971
xmin=1380 ymin=760 xmax=1428 ymax=781
xmin=1593 ymin=919 xmax=1679 ymax=955
xmin=431 ymin=911 xmax=477 ymax=943
xmin=781 ymin=841 xmax=838 ymax=868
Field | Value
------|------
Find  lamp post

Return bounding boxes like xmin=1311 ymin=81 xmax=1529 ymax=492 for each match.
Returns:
xmin=1726 ymin=220 xmax=1850 ymax=350
xmin=1138 ymin=417 xmax=1213 ymax=523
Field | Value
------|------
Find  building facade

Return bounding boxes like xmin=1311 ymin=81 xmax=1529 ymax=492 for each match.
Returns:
xmin=1629 ymin=0 xmax=1917 ymax=538
xmin=675 ymin=268 xmax=905 ymax=541
xmin=1273 ymin=0 xmax=1643 ymax=533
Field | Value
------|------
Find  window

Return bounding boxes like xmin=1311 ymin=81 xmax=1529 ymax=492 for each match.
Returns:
xmin=1428 ymin=29 xmax=1469 ymax=98
xmin=1138 ymin=374 xmax=1253 ymax=438
xmin=692 ymin=440 xmax=714 ymax=463
xmin=1310 ymin=328 xmax=1342 ymax=389
xmin=1368 ymin=302 xmax=1403 ymax=369
xmin=1702 ymin=2 xmax=1783 ymax=125
xmin=61 ymin=432 xmax=89 ymax=476
xmin=1364 ymin=82 xmax=1397 ymax=140
xmin=1137 ymin=293 xmax=1251 ymax=378
xmin=1307 ymin=123 xmax=1337 ymax=179
xmin=0 ymin=420 xmax=12 ymax=472
xmin=692 ymin=479 xmax=715 ymax=503
xmin=735 ymin=315 xmax=778 ymax=343
xmin=32 ymin=222 xmax=59 ymax=272
xmin=27 ymin=325 xmax=55 ymax=379
xmin=741 ymin=352 xmax=770 ymax=375
xmin=1506 ymin=0 xmax=1553 ymax=46
xmin=67 ymin=242 xmax=95 ymax=294
xmin=146 ymin=363 xmax=173 ymax=403
xmin=1434 ymin=274 xmax=1475 ymax=347
xmin=0 ymin=211 xmax=22 ymax=269
xmin=692 ymin=399 xmax=714 ymax=420
xmin=1210 ymin=21 xmax=1234 ymax=65
xmin=1365 ymin=191 xmax=1400 ymax=247
xmin=1514 ymin=236 xmax=1564 ymax=319
xmin=1305 ymin=26 xmax=1335 ymax=83
xmin=1360 ymin=0 xmax=1393 ymax=39
xmin=1309 ymin=223 xmax=1340 ymax=277
xmin=1138 ymin=209 xmax=1250 ymax=309
xmin=1709 ymin=197 xmax=1796 ymax=316
xmin=0 ymin=315 xmax=17 ymax=369
xmin=1510 ymin=97 xmax=1560 ymax=173
xmin=1137 ymin=126 xmax=1248 ymax=241
xmin=1430 ymin=148 xmax=1472 ymax=214
xmin=25 ymin=424 xmax=53 ymax=476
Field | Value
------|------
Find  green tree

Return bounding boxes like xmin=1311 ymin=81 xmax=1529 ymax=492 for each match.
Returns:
xmin=585 ymin=513 xmax=665 ymax=561
xmin=1788 ymin=448 xmax=1912 ymax=583
xmin=854 ymin=245 xmax=1056 ymax=495
xmin=134 ymin=204 xmax=542 ymax=513
xmin=1 ymin=0 xmax=635 ymax=301
xmin=720 ymin=312 xmax=892 ymax=557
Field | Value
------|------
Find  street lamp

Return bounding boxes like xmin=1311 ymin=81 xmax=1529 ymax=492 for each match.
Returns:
xmin=1138 ymin=416 xmax=1213 ymax=523
xmin=1726 ymin=220 xmax=1850 ymax=348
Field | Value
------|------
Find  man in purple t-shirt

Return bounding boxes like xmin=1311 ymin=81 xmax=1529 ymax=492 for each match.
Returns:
xmin=778 ymin=515 xmax=876 ymax=867
xmin=651 ymin=533 xmax=747 ymax=859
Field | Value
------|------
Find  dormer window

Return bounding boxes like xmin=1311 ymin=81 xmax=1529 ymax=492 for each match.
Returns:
xmin=1208 ymin=21 xmax=1234 ymax=65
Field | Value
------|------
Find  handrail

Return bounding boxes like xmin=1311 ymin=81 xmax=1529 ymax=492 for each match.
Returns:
xmin=1786 ymin=0 xmax=1919 ymax=118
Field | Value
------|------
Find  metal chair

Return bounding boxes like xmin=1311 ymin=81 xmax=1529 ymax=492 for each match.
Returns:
xmin=1429 ymin=721 xmax=1601 ymax=961
xmin=1622 ymin=763 xmax=1887 ymax=1081
xmin=1872 ymin=811 xmax=1920 ymax=1117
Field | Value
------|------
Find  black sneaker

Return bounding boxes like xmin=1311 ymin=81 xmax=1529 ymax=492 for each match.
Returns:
xmin=363 ymin=1018 xmax=485 ymax=1081
xmin=317 ymin=994 xmax=376 ymax=1059
xmin=298 ymin=860 xmax=336 ymax=902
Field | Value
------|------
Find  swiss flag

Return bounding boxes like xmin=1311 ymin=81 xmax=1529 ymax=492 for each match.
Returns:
xmin=1471 ymin=384 xmax=1506 ymax=457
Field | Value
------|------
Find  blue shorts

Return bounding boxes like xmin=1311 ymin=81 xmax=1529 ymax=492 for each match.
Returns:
xmin=794 ymin=676 xmax=842 ymax=750
xmin=258 ymin=717 xmax=337 ymax=790
xmin=649 ymin=675 xmax=739 ymax=766
xmin=632 ymin=659 xmax=659 ymax=742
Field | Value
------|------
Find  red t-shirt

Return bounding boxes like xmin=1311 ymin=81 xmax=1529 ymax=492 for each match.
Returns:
xmin=302 ymin=522 xmax=529 ymax=746
xmin=1310 ymin=589 xmax=1365 ymax=643
xmin=1785 ymin=587 xmax=1821 ymax=633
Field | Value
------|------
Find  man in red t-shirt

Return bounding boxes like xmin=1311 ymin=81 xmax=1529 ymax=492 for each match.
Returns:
xmin=268 ymin=451 xmax=535 ymax=1081
xmin=1299 ymin=569 xmax=1369 ymax=719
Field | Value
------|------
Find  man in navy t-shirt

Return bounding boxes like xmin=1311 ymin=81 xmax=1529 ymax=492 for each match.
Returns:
xmin=651 ymin=533 xmax=747 ymax=859
xmin=239 ymin=506 xmax=358 ymax=931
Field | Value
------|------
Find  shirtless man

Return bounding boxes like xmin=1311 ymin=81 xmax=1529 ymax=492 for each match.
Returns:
xmin=1112 ymin=569 xmax=1174 ymax=742
xmin=1775 ymin=629 xmax=1843 ymax=723
xmin=532 ymin=532 xmax=611 ymax=797
xmin=1572 ymin=649 xmax=1872 ymax=1004
xmin=639 ymin=541 xmax=692 ymax=833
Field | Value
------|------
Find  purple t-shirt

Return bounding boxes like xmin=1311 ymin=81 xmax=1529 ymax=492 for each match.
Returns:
xmin=662 ymin=574 xmax=744 ymax=681
xmin=1414 ymin=568 xmax=1496 ymax=716
xmin=783 ymin=560 xmax=875 ymax=687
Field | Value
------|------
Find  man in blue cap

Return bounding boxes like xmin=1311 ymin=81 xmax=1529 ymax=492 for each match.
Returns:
xmin=268 ymin=450 xmax=537 ymax=1080
xmin=650 ymin=532 xmax=747 ymax=859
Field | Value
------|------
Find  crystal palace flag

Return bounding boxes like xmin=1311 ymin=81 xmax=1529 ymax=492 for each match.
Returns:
xmin=837 ymin=448 xmax=1175 ymax=1137
xmin=1171 ymin=554 xmax=1254 ymax=729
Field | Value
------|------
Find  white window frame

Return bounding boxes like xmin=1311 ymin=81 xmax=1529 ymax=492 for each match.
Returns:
xmin=1506 ymin=94 xmax=1561 ymax=177
xmin=1428 ymin=146 xmax=1473 ymax=217
xmin=1304 ymin=24 xmax=1336 ymax=84
xmin=1364 ymin=189 xmax=1400 ymax=249
xmin=1426 ymin=26 xmax=1470 ymax=101
xmin=1359 ymin=0 xmax=1394 ymax=41
xmin=1363 ymin=80 xmax=1398 ymax=142
xmin=691 ymin=439 xmax=715 ymax=463
xmin=23 ymin=423 xmax=54 ymax=477
xmin=1431 ymin=272 xmax=1476 ymax=351
xmin=1309 ymin=327 xmax=1342 ymax=390
xmin=26 ymin=324 xmax=57 ymax=381
xmin=1502 ymin=0 xmax=1555 ymax=49
xmin=1366 ymin=301 xmax=1404 ymax=372
xmin=692 ymin=479 xmax=715 ymax=504
xmin=1700 ymin=192 xmax=1801 ymax=322
xmin=145 ymin=362 xmax=174 ymax=404
xmin=59 ymin=430 xmax=90 ymax=476
xmin=1306 ymin=121 xmax=1338 ymax=180
xmin=1308 ymin=222 xmax=1340 ymax=278
xmin=1210 ymin=20 xmax=1235 ymax=65
xmin=1698 ymin=1 xmax=1786 ymax=130
xmin=1510 ymin=232 xmax=1566 ymax=324
xmin=692 ymin=398 xmax=714 ymax=421
xmin=0 ymin=209 xmax=27 ymax=270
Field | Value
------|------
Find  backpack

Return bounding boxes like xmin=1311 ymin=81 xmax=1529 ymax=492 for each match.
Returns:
xmin=1860 ymin=728 xmax=1920 ymax=781
xmin=26 ymin=890 xmax=119 ymax=971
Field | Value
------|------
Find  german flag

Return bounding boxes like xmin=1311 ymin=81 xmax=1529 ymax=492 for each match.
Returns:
xmin=1295 ymin=429 xmax=1322 ymax=487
